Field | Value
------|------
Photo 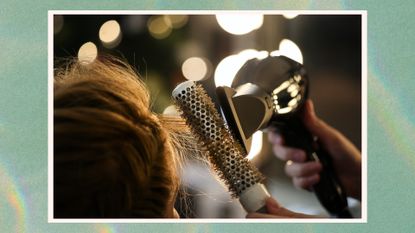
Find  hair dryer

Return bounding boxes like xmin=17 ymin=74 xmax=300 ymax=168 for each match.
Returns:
xmin=216 ymin=55 xmax=352 ymax=218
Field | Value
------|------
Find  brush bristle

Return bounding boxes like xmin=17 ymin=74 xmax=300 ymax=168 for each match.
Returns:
xmin=173 ymin=81 xmax=264 ymax=197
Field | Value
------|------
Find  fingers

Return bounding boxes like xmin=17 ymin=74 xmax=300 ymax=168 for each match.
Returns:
xmin=246 ymin=197 xmax=289 ymax=218
xmin=285 ymin=161 xmax=322 ymax=177
xmin=268 ymin=129 xmax=320 ymax=190
xmin=267 ymin=130 xmax=284 ymax=145
xmin=293 ymin=174 xmax=320 ymax=189
xmin=272 ymin=144 xmax=306 ymax=162
xmin=246 ymin=197 xmax=315 ymax=218
xmin=285 ymin=161 xmax=321 ymax=189
xmin=268 ymin=132 xmax=306 ymax=162
xmin=268 ymin=100 xmax=362 ymax=199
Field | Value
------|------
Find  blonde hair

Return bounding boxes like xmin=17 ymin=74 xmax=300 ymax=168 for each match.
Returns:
xmin=54 ymin=57 xmax=186 ymax=218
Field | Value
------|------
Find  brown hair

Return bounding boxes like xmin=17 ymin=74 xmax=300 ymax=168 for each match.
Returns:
xmin=54 ymin=57 xmax=183 ymax=218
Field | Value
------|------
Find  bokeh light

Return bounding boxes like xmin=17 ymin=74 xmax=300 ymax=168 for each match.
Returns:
xmin=215 ymin=13 xmax=263 ymax=35
xmin=182 ymin=57 xmax=209 ymax=81
xmin=124 ymin=15 xmax=146 ymax=35
xmin=247 ymin=131 xmax=263 ymax=160
xmin=77 ymin=42 xmax=98 ymax=64
xmin=147 ymin=16 xmax=172 ymax=39
xmin=278 ymin=39 xmax=303 ymax=64
xmin=214 ymin=49 xmax=268 ymax=87
xmin=283 ymin=13 xmax=299 ymax=19
xmin=214 ymin=55 xmax=239 ymax=87
xmin=99 ymin=20 xmax=122 ymax=48
xmin=176 ymin=40 xmax=205 ymax=65
xmin=165 ymin=15 xmax=188 ymax=29
xmin=239 ymin=49 xmax=269 ymax=60
xmin=53 ymin=15 xmax=64 ymax=35
xmin=270 ymin=50 xmax=281 ymax=57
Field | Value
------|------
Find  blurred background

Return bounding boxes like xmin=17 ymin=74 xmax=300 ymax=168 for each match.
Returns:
xmin=53 ymin=13 xmax=362 ymax=218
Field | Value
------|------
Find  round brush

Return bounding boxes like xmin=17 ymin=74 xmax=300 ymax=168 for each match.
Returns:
xmin=172 ymin=81 xmax=270 ymax=213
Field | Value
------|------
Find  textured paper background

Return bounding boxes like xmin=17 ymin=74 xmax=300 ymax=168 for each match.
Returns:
xmin=1 ymin=1 xmax=414 ymax=232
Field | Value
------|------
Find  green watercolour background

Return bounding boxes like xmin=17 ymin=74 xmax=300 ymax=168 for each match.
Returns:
xmin=1 ymin=0 xmax=414 ymax=232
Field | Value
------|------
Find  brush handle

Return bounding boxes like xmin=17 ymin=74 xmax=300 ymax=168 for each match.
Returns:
xmin=239 ymin=183 xmax=270 ymax=213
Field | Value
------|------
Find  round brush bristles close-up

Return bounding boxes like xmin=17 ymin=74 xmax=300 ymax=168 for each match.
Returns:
xmin=172 ymin=81 xmax=264 ymax=198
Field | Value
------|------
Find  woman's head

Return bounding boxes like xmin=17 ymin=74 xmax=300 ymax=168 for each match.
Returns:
xmin=54 ymin=57 xmax=179 ymax=218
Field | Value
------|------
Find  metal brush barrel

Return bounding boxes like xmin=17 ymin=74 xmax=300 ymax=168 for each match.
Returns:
xmin=172 ymin=81 xmax=270 ymax=213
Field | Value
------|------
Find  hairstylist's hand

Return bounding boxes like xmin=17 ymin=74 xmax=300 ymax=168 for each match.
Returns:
xmin=268 ymin=100 xmax=361 ymax=200
xmin=246 ymin=197 xmax=317 ymax=218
